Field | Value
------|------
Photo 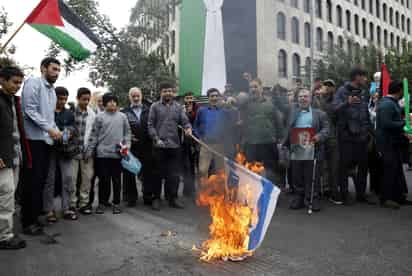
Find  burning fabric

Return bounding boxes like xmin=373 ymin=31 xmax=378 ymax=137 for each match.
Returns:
xmin=195 ymin=153 xmax=281 ymax=262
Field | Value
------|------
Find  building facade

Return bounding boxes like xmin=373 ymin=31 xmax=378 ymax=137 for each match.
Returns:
xmin=259 ymin=0 xmax=412 ymax=88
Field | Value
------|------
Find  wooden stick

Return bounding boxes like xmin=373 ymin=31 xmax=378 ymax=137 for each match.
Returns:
xmin=178 ymin=125 xmax=226 ymax=160
xmin=0 ymin=21 xmax=26 ymax=55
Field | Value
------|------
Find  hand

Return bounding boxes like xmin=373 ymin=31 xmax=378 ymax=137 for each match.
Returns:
xmin=236 ymin=120 xmax=243 ymax=126
xmin=312 ymin=135 xmax=321 ymax=144
xmin=404 ymin=133 xmax=412 ymax=141
xmin=348 ymin=95 xmax=361 ymax=105
xmin=184 ymin=128 xmax=192 ymax=137
xmin=156 ymin=139 xmax=166 ymax=148
xmin=0 ymin=158 xmax=5 ymax=169
xmin=48 ymin=129 xmax=62 ymax=140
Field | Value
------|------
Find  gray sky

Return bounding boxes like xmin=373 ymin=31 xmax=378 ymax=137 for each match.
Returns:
xmin=1 ymin=0 xmax=137 ymax=101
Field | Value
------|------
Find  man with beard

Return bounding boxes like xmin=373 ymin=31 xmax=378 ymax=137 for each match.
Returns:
xmin=333 ymin=68 xmax=374 ymax=205
xmin=21 ymin=57 xmax=62 ymax=235
xmin=148 ymin=83 xmax=192 ymax=210
xmin=122 ymin=87 xmax=153 ymax=207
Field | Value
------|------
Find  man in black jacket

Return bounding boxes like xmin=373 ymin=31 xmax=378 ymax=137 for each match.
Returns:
xmin=0 ymin=66 xmax=27 ymax=249
xmin=376 ymin=80 xmax=411 ymax=209
xmin=122 ymin=87 xmax=153 ymax=207
xmin=333 ymin=68 xmax=373 ymax=204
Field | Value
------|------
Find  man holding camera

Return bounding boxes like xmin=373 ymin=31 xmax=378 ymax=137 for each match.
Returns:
xmin=333 ymin=68 xmax=373 ymax=205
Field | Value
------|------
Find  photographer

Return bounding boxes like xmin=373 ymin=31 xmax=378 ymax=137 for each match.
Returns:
xmin=333 ymin=68 xmax=373 ymax=205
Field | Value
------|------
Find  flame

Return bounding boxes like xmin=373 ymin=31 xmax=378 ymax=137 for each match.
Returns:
xmin=195 ymin=152 xmax=264 ymax=262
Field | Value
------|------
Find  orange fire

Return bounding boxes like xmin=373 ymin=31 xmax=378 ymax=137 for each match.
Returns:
xmin=195 ymin=152 xmax=264 ymax=262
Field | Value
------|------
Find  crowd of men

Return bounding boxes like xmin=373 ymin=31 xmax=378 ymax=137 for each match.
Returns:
xmin=0 ymin=57 xmax=411 ymax=250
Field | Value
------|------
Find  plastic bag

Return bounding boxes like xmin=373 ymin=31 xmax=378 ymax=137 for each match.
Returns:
xmin=121 ymin=152 xmax=142 ymax=175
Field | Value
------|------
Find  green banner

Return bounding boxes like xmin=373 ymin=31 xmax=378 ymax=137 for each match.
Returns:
xmin=179 ymin=0 xmax=206 ymax=96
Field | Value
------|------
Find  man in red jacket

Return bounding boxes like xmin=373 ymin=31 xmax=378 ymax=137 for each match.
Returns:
xmin=0 ymin=66 xmax=29 ymax=249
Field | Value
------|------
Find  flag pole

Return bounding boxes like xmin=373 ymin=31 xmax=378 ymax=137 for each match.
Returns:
xmin=0 ymin=20 xmax=26 ymax=55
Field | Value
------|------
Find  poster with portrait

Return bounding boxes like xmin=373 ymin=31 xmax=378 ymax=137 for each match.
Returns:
xmin=290 ymin=128 xmax=316 ymax=160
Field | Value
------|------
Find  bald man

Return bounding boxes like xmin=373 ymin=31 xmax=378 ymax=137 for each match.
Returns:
xmin=121 ymin=88 xmax=154 ymax=207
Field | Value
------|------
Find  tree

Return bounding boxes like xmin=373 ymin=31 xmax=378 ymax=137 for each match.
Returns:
xmin=0 ymin=6 xmax=17 ymax=68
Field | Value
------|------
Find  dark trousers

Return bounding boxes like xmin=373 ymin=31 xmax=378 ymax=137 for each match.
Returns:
xmin=244 ymin=143 xmax=278 ymax=183
xmin=88 ymin=157 xmax=98 ymax=206
xmin=182 ymin=142 xmax=196 ymax=197
xmin=368 ymin=144 xmax=382 ymax=195
xmin=338 ymin=141 xmax=368 ymax=200
xmin=96 ymin=158 xmax=122 ymax=205
xmin=152 ymin=148 xmax=181 ymax=201
xmin=291 ymin=160 xmax=320 ymax=201
xmin=21 ymin=140 xmax=51 ymax=228
xmin=380 ymin=146 xmax=408 ymax=203
xmin=323 ymin=139 xmax=339 ymax=197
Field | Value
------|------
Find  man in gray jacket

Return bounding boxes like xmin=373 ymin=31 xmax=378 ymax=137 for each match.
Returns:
xmin=148 ymin=83 xmax=192 ymax=211
xmin=284 ymin=89 xmax=330 ymax=212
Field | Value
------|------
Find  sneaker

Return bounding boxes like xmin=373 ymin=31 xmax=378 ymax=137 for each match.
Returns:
xmin=127 ymin=201 xmax=137 ymax=208
xmin=112 ymin=205 xmax=122 ymax=214
xmin=169 ymin=199 xmax=185 ymax=209
xmin=151 ymin=199 xmax=161 ymax=211
xmin=0 ymin=236 xmax=26 ymax=250
xmin=311 ymin=200 xmax=321 ymax=212
xmin=79 ymin=205 xmax=93 ymax=215
xmin=381 ymin=200 xmax=400 ymax=209
xmin=328 ymin=195 xmax=344 ymax=205
xmin=95 ymin=204 xmax=105 ymax=214
xmin=356 ymin=196 xmax=377 ymax=205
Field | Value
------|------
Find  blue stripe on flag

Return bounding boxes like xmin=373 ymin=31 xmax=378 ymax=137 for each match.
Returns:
xmin=247 ymin=178 xmax=274 ymax=250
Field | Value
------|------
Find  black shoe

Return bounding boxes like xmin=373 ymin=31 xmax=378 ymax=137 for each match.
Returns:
xmin=143 ymin=200 xmax=153 ymax=206
xmin=127 ymin=201 xmax=137 ymax=208
xmin=381 ymin=200 xmax=400 ymax=209
xmin=328 ymin=195 xmax=344 ymax=205
xmin=112 ymin=205 xmax=122 ymax=214
xmin=79 ymin=205 xmax=93 ymax=215
xmin=169 ymin=199 xmax=185 ymax=209
xmin=95 ymin=204 xmax=105 ymax=214
xmin=103 ymin=202 xmax=112 ymax=208
xmin=23 ymin=224 xmax=44 ymax=236
xmin=311 ymin=200 xmax=321 ymax=212
xmin=289 ymin=196 xmax=304 ymax=210
xmin=0 ymin=235 xmax=26 ymax=250
xmin=151 ymin=199 xmax=161 ymax=211
xmin=400 ymin=198 xmax=412 ymax=206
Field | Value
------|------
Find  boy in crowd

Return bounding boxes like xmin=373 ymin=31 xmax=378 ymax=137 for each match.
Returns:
xmin=72 ymin=88 xmax=96 ymax=214
xmin=87 ymin=93 xmax=131 ymax=214
xmin=0 ymin=66 xmax=27 ymax=249
xmin=43 ymin=87 xmax=78 ymax=223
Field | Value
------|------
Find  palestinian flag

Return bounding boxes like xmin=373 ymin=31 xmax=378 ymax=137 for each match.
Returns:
xmin=179 ymin=0 xmax=257 ymax=96
xmin=25 ymin=0 xmax=100 ymax=60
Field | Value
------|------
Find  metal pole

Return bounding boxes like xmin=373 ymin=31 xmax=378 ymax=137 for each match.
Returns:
xmin=0 ymin=21 xmax=26 ymax=55
xmin=309 ymin=0 xmax=315 ymax=89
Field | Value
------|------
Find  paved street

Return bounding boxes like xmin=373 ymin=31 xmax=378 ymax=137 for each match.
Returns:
xmin=2 ymin=171 xmax=412 ymax=276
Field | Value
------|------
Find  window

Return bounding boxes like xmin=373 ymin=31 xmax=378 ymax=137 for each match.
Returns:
xmin=305 ymin=57 xmax=311 ymax=80
xmin=383 ymin=4 xmax=387 ymax=22
xmin=304 ymin=22 xmax=311 ymax=48
xmin=389 ymin=8 xmax=393 ymax=25
xmin=397 ymin=36 xmax=400 ymax=51
xmin=384 ymin=29 xmax=388 ymax=47
xmin=337 ymin=5 xmax=343 ymax=27
xmin=395 ymin=11 xmax=399 ymax=28
xmin=278 ymin=50 xmax=288 ymax=78
xmin=347 ymin=40 xmax=353 ymax=57
xmin=362 ymin=18 xmax=367 ymax=38
xmin=346 ymin=10 xmax=351 ymax=31
xmin=354 ymin=14 xmax=359 ymax=35
xmin=401 ymin=14 xmax=405 ymax=31
xmin=326 ymin=0 xmax=333 ymax=23
xmin=292 ymin=53 xmax=301 ymax=77
xmin=315 ymin=0 xmax=322 ymax=18
xmin=303 ymin=0 xmax=310 ymax=13
xmin=361 ymin=0 xmax=366 ymax=9
xmin=369 ymin=22 xmax=374 ymax=41
xmin=377 ymin=26 xmax=381 ymax=45
xmin=376 ymin=0 xmax=380 ymax=18
xmin=316 ymin=27 xmax=323 ymax=51
xmin=390 ymin=32 xmax=394 ymax=48
xmin=369 ymin=0 xmax=373 ymax=14
xmin=408 ymin=18 xmax=411 ymax=35
xmin=291 ymin=0 xmax=298 ymax=8
xmin=277 ymin=12 xmax=286 ymax=40
xmin=291 ymin=17 xmax=300 ymax=44
xmin=338 ymin=36 xmax=344 ymax=49
xmin=327 ymin=31 xmax=334 ymax=51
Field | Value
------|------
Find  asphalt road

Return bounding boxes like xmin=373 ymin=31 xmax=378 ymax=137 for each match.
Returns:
xmin=1 ymin=171 xmax=412 ymax=276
